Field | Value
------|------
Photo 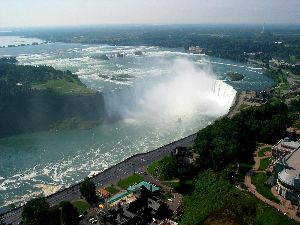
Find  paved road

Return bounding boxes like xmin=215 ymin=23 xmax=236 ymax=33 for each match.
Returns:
xmin=2 ymin=133 xmax=197 ymax=225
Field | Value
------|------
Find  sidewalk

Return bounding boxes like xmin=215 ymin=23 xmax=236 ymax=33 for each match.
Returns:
xmin=244 ymin=146 xmax=300 ymax=222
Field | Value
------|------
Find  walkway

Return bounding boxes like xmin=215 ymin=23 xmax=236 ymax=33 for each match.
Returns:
xmin=244 ymin=145 xmax=300 ymax=222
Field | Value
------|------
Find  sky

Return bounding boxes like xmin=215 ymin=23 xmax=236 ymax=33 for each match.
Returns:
xmin=1 ymin=0 xmax=300 ymax=27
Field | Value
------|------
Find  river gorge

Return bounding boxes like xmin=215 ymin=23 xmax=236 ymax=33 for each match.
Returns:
xmin=0 ymin=38 xmax=275 ymax=212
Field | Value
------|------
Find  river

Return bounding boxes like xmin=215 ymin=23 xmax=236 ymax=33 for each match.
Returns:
xmin=0 ymin=38 xmax=275 ymax=212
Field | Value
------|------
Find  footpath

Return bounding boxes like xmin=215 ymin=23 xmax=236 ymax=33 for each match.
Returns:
xmin=244 ymin=145 xmax=300 ymax=223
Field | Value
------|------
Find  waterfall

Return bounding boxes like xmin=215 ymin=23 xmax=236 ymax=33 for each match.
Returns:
xmin=213 ymin=80 xmax=237 ymax=108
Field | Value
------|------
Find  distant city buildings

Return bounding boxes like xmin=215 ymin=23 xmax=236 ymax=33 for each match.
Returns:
xmin=188 ymin=46 xmax=202 ymax=54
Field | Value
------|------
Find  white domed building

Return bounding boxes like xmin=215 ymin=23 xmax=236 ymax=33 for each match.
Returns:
xmin=275 ymin=147 xmax=300 ymax=205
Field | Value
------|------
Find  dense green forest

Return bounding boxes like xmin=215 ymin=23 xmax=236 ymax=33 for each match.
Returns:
xmin=178 ymin=98 xmax=300 ymax=224
xmin=194 ymin=98 xmax=296 ymax=171
xmin=0 ymin=57 xmax=106 ymax=137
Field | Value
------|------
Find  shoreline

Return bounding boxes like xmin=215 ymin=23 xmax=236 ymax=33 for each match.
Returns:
xmin=2 ymin=133 xmax=197 ymax=224
xmin=1 ymin=86 xmax=239 ymax=218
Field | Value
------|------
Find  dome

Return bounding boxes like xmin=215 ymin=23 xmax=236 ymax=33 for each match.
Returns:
xmin=278 ymin=170 xmax=295 ymax=187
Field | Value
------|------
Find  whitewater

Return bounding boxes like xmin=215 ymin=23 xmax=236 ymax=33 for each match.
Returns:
xmin=0 ymin=42 xmax=275 ymax=212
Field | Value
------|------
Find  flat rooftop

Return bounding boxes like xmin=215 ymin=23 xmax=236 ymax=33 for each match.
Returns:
xmin=274 ymin=139 xmax=300 ymax=151
xmin=285 ymin=148 xmax=300 ymax=176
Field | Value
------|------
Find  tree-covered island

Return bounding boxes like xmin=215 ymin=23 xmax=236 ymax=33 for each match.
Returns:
xmin=226 ymin=71 xmax=244 ymax=81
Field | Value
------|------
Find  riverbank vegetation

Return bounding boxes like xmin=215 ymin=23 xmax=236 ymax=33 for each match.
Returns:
xmin=178 ymin=97 xmax=300 ymax=224
xmin=21 ymin=197 xmax=80 ymax=225
xmin=147 ymin=156 xmax=177 ymax=180
xmin=194 ymin=98 xmax=295 ymax=171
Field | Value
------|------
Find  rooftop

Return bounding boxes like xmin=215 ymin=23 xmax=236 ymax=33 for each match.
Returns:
xmin=127 ymin=181 xmax=160 ymax=193
xmin=285 ymin=148 xmax=300 ymax=177
xmin=273 ymin=138 xmax=300 ymax=151
xmin=108 ymin=181 xmax=159 ymax=204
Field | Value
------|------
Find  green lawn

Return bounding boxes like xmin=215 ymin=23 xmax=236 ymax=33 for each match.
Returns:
xmin=252 ymin=173 xmax=280 ymax=203
xmin=162 ymin=180 xmax=181 ymax=189
xmin=72 ymin=199 xmax=91 ymax=215
xmin=105 ymin=186 xmax=119 ymax=195
xmin=33 ymin=78 xmax=95 ymax=95
xmin=147 ymin=160 xmax=160 ymax=177
xmin=258 ymin=158 xmax=272 ymax=171
xmin=258 ymin=146 xmax=271 ymax=157
xmin=117 ymin=174 xmax=144 ymax=189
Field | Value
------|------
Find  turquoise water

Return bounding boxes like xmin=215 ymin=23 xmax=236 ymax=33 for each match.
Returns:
xmin=0 ymin=41 xmax=275 ymax=212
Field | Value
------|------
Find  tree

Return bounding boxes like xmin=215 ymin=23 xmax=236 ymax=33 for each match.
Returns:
xmin=22 ymin=197 xmax=50 ymax=225
xmin=48 ymin=206 xmax=61 ymax=225
xmin=60 ymin=202 xmax=79 ymax=225
xmin=159 ymin=156 xmax=177 ymax=180
xmin=80 ymin=177 xmax=97 ymax=203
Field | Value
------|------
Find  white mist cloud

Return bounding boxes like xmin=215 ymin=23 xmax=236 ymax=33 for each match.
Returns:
xmin=104 ymin=58 xmax=235 ymax=123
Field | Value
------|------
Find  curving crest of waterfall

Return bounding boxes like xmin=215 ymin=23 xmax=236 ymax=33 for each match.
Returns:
xmin=213 ymin=80 xmax=237 ymax=108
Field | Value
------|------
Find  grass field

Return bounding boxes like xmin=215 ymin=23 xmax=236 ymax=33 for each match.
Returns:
xmin=258 ymin=158 xmax=272 ymax=171
xmin=117 ymin=174 xmax=144 ymax=189
xmin=33 ymin=77 xmax=95 ymax=95
xmin=105 ymin=186 xmax=119 ymax=195
xmin=72 ymin=199 xmax=91 ymax=215
xmin=252 ymin=173 xmax=280 ymax=203
xmin=162 ymin=180 xmax=181 ymax=189
xmin=258 ymin=146 xmax=271 ymax=157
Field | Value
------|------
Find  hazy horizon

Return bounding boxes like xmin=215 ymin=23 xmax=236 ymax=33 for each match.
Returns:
xmin=1 ymin=0 xmax=300 ymax=28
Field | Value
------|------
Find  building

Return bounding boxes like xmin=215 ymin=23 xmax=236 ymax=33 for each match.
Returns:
xmin=188 ymin=46 xmax=202 ymax=54
xmin=274 ymin=147 xmax=300 ymax=205
xmin=272 ymin=137 xmax=300 ymax=159
xmin=105 ymin=186 xmax=171 ymax=225
xmin=108 ymin=181 xmax=160 ymax=204
xmin=171 ymin=147 xmax=193 ymax=175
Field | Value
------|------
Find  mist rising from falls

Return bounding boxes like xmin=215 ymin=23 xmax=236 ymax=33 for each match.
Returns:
xmin=103 ymin=58 xmax=236 ymax=124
